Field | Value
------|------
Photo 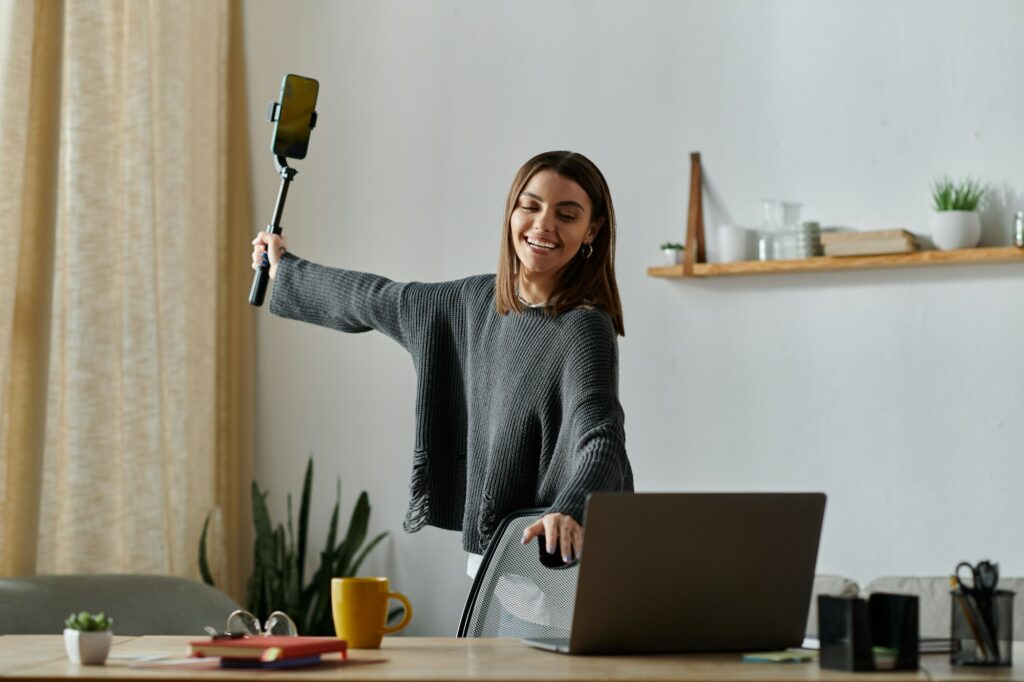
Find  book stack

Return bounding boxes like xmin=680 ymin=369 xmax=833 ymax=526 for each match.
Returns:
xmin=189 ymin=635 xmax=348 ymax=669
xmin=821 ymin=229 xmax=919 ymax=257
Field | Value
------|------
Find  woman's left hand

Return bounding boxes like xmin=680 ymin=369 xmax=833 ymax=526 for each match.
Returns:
xmin=522 ymin=513 xmax=583 ymax=563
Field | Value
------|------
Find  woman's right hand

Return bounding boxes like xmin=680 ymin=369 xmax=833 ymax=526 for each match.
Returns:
xmin=252 ymin=232 xmax=289 ymax=280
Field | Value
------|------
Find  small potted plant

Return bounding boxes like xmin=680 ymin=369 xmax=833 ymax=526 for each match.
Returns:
xmin=930 ymin=176 xmax=986 ymax=250
xmin=64 ymin=611 xmax=114 ymax=665
xmin=660 ymin=242 xmax=685 ymax=265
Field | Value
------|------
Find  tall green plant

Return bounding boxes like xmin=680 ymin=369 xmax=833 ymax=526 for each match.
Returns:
xmin=199 ymin=457 xmax=388 ymax=635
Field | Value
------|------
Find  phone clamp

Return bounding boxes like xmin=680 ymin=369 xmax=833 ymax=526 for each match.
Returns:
xmin=265 ymin=101 xmax=317 ymax=130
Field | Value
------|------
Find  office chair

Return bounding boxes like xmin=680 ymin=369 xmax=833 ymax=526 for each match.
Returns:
xmin=0 ymin=574 xmax=242 ymax=635
xmin=458 ymin=508 xmax=578 ymax=638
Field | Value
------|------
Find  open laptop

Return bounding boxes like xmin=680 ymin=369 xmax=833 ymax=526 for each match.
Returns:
xmin=524 ymin=492 xmax=826 ymax=655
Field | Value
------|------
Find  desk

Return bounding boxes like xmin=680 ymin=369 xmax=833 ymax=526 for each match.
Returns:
xmin=1 ymin=637 xmax=1022 ymax=682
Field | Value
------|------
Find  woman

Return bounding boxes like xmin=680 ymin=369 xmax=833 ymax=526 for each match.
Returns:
xmin=252 ymin=151 xmax=632 ymax=575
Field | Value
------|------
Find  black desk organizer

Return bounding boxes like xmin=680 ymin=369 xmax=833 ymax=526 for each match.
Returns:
xmin=818 ymin=593 xmax=919 ymax=672
xmin=950 ymin=588 xmax=1014 ymax=666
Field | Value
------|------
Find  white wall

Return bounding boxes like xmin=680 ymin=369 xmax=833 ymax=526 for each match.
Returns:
xmin=244 ymin=0 xmax=1024 ymax=636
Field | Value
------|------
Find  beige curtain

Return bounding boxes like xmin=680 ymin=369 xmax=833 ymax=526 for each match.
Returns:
xmin=0 ymin=0 xmax=253 ymax=601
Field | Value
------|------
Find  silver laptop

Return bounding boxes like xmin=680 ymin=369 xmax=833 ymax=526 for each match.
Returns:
xmin=524 ymin=492 xmax=826 ymax=655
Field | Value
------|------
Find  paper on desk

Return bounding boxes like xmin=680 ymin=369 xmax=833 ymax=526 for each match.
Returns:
xmin=742 ymin=650 xmax=817 ymax=664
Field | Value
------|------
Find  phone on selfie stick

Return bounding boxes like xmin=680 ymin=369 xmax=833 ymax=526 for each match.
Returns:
xmin=248 ymin=73 xmax=320 ymax=306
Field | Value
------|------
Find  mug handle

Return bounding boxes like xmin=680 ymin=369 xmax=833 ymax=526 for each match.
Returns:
xmin=380 ymin=591 xmax=413 ymax=634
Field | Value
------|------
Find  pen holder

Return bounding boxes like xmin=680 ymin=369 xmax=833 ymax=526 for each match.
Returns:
xmin=950 ymin=589 xmax=1014 ymax=666
xmin=818 ymin=593 xmax=919 ymax=672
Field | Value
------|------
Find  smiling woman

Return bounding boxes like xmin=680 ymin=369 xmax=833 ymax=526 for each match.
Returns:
xmin=251 ymin=150 xmax=632 ymax=581
xmin=496 ymin=152 xmax=625 ymax=336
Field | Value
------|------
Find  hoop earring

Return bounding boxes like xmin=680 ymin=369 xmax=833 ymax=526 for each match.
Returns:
xmin=580 ymin=243 xmax=594 ymax=260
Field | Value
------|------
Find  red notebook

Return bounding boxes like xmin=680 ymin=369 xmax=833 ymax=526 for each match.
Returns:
xmin=189 ymin=636 xmax=348 ymax=662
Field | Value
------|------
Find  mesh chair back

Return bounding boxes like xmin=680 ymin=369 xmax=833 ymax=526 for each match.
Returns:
xmin=458 ymin=508 xmax=579 ymax=638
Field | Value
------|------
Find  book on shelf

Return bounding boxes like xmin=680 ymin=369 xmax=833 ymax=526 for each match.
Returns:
xmin=824 ymin=236 xmax=918 ymax=257
xmin=188 ymin=635 xmax=348 ymax=662
xmin=820 ymin=228 xmax=915 ymax=244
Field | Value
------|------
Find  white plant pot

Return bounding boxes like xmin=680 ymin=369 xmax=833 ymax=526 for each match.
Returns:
xmin=662 ymin=249 xmax=684 ymax=265
xmin=930 ymin=210 xmax=981 ymax=250
xmin=63 ymin=628 xmax=112 ymax=665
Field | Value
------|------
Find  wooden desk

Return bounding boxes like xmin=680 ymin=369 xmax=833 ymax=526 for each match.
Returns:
xmin=1 ymin=637 xmax=1022 ymax=682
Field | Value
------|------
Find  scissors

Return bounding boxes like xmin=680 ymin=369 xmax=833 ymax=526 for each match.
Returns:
xmin=955 ymin=560 xmax=999 ymax=597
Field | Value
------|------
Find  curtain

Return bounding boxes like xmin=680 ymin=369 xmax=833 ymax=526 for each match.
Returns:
xmin=0 ymin=0 xmax=253 ymax=601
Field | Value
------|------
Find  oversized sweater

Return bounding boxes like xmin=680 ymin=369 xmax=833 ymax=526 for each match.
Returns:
xmin=269 ymin=253 xmax=634 ymax=554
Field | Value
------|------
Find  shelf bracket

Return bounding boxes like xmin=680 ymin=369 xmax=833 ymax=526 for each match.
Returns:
xmin=683 ymin=152 xmax=706 ymax=276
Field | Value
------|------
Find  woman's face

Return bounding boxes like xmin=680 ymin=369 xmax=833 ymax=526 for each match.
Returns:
xmin=510 ymin=170 xmax=598 ymax=282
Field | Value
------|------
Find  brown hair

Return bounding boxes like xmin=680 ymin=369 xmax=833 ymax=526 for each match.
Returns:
xmin=495 ymin=151 xmax=624 ymax=336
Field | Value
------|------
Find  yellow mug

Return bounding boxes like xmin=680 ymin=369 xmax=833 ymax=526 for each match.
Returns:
xmin=331 ymin=577 xmax=412 ymax=649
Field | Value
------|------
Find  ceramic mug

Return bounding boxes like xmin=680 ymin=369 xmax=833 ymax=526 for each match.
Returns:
xmin=331 ymin=577 xmax=412 ymax=648
xmin=718 ymin=224 xmax=749 ymax=263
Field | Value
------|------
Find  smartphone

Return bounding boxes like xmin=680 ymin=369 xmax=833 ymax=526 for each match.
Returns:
xmin=537 ymin=534 xmax=579 ymax=569
xmin=271 ymin=74 xmax=319 ymax=159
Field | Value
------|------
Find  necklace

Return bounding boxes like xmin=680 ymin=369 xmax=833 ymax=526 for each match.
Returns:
xmin=515 ymin=288 xmax=548 ymax=308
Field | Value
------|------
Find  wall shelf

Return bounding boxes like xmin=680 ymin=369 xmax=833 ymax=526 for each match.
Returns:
xmin=647 ymin=246 xmax=1024 ymax=279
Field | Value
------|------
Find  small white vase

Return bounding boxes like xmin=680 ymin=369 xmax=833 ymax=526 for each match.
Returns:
xmin=63 ymin=628 xmax=112 ymax=665
xmin=662 ymin=249 xmax=684 ymax=265
xmin=930 ymin=210 xmax=981 ymax=250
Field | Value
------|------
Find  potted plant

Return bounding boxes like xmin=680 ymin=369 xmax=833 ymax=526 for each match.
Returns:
xmin=64 ymin=612 xmax=113 ymax=665
xmin=199 ymin=457 xmax=391 ymax=636
xmin=930 ymin=176 xmax=986 ymax=250
xmin=660 ymin=242 xmax=685 ymax=265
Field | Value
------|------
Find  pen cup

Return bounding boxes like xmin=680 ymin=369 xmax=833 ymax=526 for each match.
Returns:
xmin=950 ymin=589 xmax=1014 ymax=666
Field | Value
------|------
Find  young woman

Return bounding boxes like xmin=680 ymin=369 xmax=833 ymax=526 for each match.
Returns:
xmin=252 ymin=151 xmax=633 ymax=575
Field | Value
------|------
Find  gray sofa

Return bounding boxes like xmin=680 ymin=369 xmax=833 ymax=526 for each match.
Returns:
xmin=864 ymin=576 xmax=1024 ymax=641
xmin=0 ymin=574 xmax=241 ymax=635
xmin=809 ymin=574 xmax=1023 ymax=640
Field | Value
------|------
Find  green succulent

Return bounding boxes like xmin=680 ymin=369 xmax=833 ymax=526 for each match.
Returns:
xmin=199 ymin=457 xmax=388 ymax=636
xmin=931 ymin=176 xmax=987 ymax=212
xmin=65 ymin=612 xmax=113 ymax=632
xmin=660 ymin=242 xmax=685 ymax=250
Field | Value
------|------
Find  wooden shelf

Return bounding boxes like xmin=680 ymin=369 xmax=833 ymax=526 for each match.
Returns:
xmin=647 ymin=246 xmax=1024 ymax=278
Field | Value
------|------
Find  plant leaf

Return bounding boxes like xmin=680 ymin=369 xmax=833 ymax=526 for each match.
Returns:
xmin=251 ymin=482 xmax=277 ymax=620
xmin=311 ymin=550 xmax=336 ymax=635
xmin=335 ymin=492 xmax=371 ymax=576
xmin=322 ymin=478 xmax=341 ymax=560
xmin=348 ymin=531 xmax=388 ymax=577
xmin=296 ymin=457 xmax=313 ymax=591
xmin=198 ymin=513 xmax=215 ymax=586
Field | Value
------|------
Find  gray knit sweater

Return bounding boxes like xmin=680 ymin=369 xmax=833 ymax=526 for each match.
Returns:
xmin=269 ymin=253 xmax=633 ymax=554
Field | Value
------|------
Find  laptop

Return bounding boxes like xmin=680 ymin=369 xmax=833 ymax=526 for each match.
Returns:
xmin=524 ymin=492 xmax=826 ymax=655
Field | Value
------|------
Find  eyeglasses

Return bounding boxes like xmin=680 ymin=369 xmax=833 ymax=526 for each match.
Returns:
xmin=208 ymin=609 xmax=298 ymax=637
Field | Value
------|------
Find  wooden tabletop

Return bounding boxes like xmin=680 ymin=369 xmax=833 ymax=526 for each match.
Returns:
xmin=1 ymin=637 xmax=1022 ymax=682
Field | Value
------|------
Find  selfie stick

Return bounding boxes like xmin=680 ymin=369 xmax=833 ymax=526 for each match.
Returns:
xmin=248 ymin=155 xmax=296 ymax=306
xmin=248 ymin=100 xmax=317 ymax=307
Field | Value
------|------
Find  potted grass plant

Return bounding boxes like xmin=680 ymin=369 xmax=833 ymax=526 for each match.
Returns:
xmin=929 ymin=176 xmax=986 ymax=250
xmin=660 ymin=242 xmax=685 ymax=265
xmin=63 ymin=612 xmax=113 ymax=665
